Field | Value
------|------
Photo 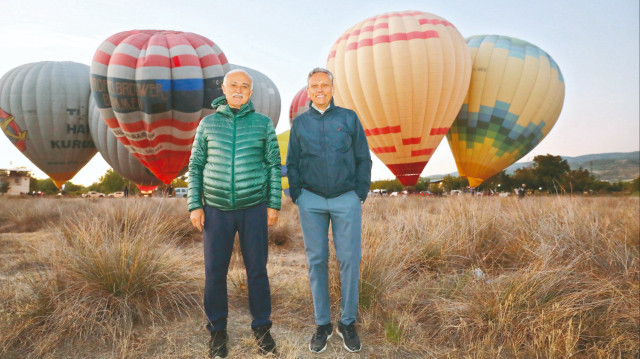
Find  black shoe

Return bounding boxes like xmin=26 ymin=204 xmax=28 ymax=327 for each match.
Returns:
xmin=336 ymin=321 xmax=362 ymax=353
xmin=253 ymin=324 xmax=277 ymax=355
xmin=208 ymin=329 xmax=228 ymax=358
xmin=309 ymin=323 xmax=333 ymax=353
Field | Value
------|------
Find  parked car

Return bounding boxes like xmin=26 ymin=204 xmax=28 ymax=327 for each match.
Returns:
xmin=390 ymin=191 xmax=399 ymax=197
xmin=82 ymin=191 xmax=105 ymax=198
xmin=174 ymin=187 xmax=188 ymax=198
xmin=370 ymin=189 xmax=388 ymax=196
xmin=108 ymin=191 xmax=125 ymax=198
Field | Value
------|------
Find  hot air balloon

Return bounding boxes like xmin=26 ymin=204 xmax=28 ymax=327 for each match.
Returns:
xmin=0 ymin=61 xmax=97 ymax=188
xmin=276 ymin=130 xmax=290 ymax=197
xmin=289 ymin=86 xmax=310 ymax=125
xmin=327 ymin=10 xmax=472 ymax=186
xmin=446 ymin=35 xmax=565 ymax=187
xmin=229 ymin=64 xmax=281 ymax=128
xmin=90 ymin=30 xmax=229 ymax=184
xmin=88 ymin=95 xmax=163 ymax=188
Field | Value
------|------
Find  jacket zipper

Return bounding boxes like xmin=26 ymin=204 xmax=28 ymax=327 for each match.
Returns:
xmin=231 ymin=114 xmax=237 ymax=208
xmin=321 ymin=113 xmax=329 ymax=194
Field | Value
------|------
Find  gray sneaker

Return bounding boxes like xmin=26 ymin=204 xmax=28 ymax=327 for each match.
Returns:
xmin=309 ymin=323 xmax=333 ymax=353
xmin=336 ymin=321 xmax=362 ymax=353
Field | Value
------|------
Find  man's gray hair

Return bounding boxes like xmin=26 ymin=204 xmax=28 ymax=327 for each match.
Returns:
xmin=223 ymin=69 xmax=254 ymax=90
xmin=307 ymin=67 xmax=333 ymax=86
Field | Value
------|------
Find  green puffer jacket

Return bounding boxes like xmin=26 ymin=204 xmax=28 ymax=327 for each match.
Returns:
xmin=187 ymin=96 xmax=281 ymax=212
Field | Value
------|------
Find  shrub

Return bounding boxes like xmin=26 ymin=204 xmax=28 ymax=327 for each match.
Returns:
xmin=1 ymin=199 xmax=202 ymax=356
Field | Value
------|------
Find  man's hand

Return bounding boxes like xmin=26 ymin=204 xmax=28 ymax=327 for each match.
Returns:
xmin=190 ymin=208 xmax=205 ymax=232
xmin=267 ymin=208 xmax=279 ymax=227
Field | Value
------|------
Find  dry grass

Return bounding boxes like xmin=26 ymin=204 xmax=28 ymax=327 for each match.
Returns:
xmin=0 ymin=198 xmax=203 ymax=358
xmin=0 ymin=195 xmax=637 ymax=358
xmin=354 ymin=196 xmax=639 ymax=358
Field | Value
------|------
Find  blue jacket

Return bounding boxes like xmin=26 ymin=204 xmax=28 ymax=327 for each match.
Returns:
xmin=286 ymin=100 xmax=372 ymax=203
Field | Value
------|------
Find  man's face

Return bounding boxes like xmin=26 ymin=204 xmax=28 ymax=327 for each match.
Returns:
xmin=307 ymin=72 xmax=334 ymax=110
xmin=222 ymin=71 xmax=253 ymax=109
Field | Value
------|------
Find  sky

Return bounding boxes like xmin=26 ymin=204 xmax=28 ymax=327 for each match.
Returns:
xmin=1 ymin=0 xmax=638 ymax=186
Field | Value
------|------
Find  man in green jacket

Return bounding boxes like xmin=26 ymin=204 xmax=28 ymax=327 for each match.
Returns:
xmin=188 ymin=69 xmax=281 ymax=358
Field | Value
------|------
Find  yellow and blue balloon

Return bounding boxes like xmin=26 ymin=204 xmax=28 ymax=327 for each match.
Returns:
xmin=447 ymin=35 xmax=565 ymax=187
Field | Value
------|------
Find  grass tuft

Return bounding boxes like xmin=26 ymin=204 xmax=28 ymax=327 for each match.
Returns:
xmin=1 ymin=199 xmax=202 ymax=357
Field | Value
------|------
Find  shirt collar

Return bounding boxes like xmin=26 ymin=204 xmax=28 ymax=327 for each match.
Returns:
xmin=311 ymin=102 xmax=331 ymax=114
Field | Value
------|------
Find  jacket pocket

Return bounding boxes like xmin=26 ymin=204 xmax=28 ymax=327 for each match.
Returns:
xmin=333 ymin=128 xmax=353 ymax=152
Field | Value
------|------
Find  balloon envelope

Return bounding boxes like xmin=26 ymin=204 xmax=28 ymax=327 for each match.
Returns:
xmin=0 ymin=61 xmax=97 ymax=188
xmin=88 ymin=95 xmax=164 ymax=187
xmin=446 ymin=35 xmax=565 ymax=187
xmin=90 ymin=30 xmax=229 ymax=184
xmin=277 ymin=130 xmax=290 ymax=197
xmin=327 ymin=10 xmax=471 ymax=186
xmin=229 ymin=64 xmax=280 ymax=128
xmin=289 ymin=86 xmax=310 ymax=125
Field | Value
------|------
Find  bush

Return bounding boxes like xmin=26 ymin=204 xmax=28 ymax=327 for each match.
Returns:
xmin=1 ymin=199 xmax=202 ymax=356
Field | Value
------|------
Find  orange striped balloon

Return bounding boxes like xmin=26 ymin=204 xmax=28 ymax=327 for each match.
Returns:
xmin=327 ymin=11 xmax=471 ymax=185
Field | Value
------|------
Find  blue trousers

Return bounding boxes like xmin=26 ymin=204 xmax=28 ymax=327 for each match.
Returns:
xmin=202 ymin=203 xmax=272 ymax=332
xmin=297 ymin=189 xmax=362 ymax=326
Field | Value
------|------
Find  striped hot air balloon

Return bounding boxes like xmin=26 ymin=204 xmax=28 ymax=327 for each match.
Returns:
xmin=90 ymin=30 xmax=229 ymax=184
xmin=289 ymin=86 xmax=310 ymax=125
xmin=229 ymin=64 xmax=281 ymax=128
xmin=327 ymin=10 xmax=472 ymax=186
xmin=0 ymin=61 xmax=97 ymax=188
xmin=446 ymin=35 xmax=565 ymax=187
xmin=88 ymin=95 xmax=164 ymax=188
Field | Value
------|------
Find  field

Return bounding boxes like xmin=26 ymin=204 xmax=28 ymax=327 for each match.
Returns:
xmin=0 ymin=196 xmax=638 ymax=358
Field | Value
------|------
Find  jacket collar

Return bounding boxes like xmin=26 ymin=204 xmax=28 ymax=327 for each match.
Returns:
xmin=309 ymin=98 xmax=335 ymax=115
xmin=211 ymin=95 xmax=255 ymax=117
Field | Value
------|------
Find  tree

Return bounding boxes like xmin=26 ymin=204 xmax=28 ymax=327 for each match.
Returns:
xmin=98 ymin=169 xmax=128 ymax=194
xmin=37 ymin=178 xmax=60 ymax=195
xmin=441 ymin=175 xmax=468 ymax=192
xmin=561 ymin=167 xmax=593 ymax=193
xmin=428 ymin=183 xmax=443 ymax=195
xmin=631 ymin=176 xmax=640 ymax=194
xmin=62 ymin=181 xmax=85 ymax=195
xmin=370 ymin=179 xmax=403 ymax=193
xmin=171 ymin=176 xmax=188 ymax=188
xmin=479 ymin=170 xmax=516 ymax=192
xmin=0 ymin=181 xmax=9 ymax=195
xmin=29 ymin=176 xmax=38 ymax=193
xmin=532 ymin=154 xmax=570 ymax=193
xmin=414 ymin=177 xmax=430 ymax=192
xmin=513 ymin=166 xmax=537 ymax=190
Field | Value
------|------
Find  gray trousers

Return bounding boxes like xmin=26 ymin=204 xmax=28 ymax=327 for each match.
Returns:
xmin=297 ymin=189 xmax=362 ymax=325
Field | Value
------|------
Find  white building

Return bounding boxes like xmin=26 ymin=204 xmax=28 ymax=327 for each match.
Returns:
xmin=0 ymin=167 xmax=31 ymax=195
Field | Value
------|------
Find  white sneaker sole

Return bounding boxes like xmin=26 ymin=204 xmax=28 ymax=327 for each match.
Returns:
xmin=336 ymin=328 xmax=362 ymax=353
xmin=309 ymin=332 xmax=333 ymax=353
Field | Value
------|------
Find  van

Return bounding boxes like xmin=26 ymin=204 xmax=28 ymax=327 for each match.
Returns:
xmin=174 ymin=187 xmax=188 ymax=198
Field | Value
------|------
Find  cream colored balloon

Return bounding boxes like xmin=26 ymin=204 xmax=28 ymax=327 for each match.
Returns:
xmin=327 ymin=10 xmax=471 ymax=185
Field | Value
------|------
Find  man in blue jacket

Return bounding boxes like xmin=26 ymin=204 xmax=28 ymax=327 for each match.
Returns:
xmin=287 ymin=67 xmax=372 ymax=354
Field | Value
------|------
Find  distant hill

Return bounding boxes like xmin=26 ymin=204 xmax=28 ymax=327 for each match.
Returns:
xmin=505 ymin=151 xmax=639 ymax=182
xmin=428 ymin=151 xmax=639 ymax=182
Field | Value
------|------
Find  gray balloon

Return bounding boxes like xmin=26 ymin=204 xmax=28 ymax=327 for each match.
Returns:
xmin=0 ymin=61 xmax=97 ymax=188
xmin=229 ymin=64 xmax=281 ymax=128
